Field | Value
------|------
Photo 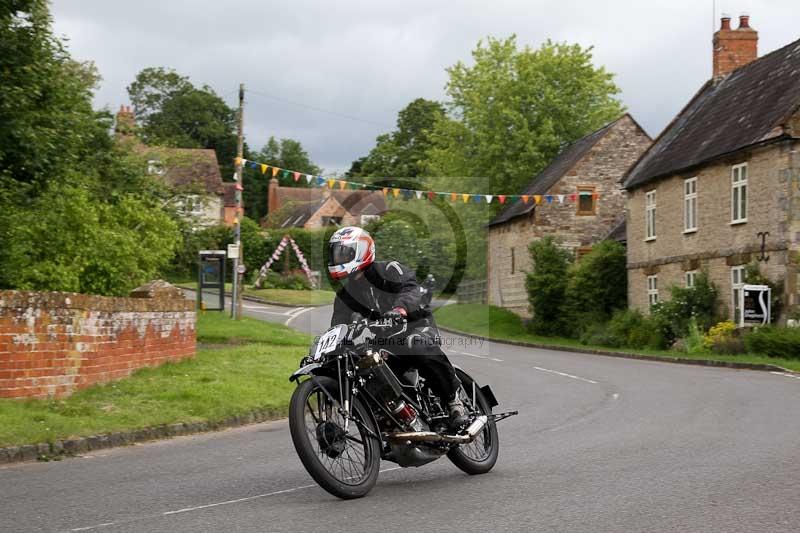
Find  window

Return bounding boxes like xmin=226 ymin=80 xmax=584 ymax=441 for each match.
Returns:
xmin=360 ymin=214 xmax=380 ymax=225
xmin=510 ymin=247 xmax=515 ymax=275
xmin=321 ymin=216 xmax=342 ymax=226
xmin=731 ymin=266 xmax=745 ymax=324
xmin=645 ymin=190 xmax=656 ymax=240
xmin=147 ymin=159 xmax=165 ymax=176
xmin=731 ymin=163 xmax=748 ymax=223
xmin=576 ymin=186 xmax=597 ymax=215
xmin=684 ymin=177 xmax=697 ymax=232
xmin=647 ymin=275 xmax=659 ymax=307
xmin=685 ymin=270 xmax=697 ymax=288
xmin=180 ymin=194 xmax=203 ymax=217
xmin=576 ymin=246 xmax=593 ymax=261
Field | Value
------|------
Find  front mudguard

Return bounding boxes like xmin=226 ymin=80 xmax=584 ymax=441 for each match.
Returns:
xmin=289 ymin=362 xmax=322 ymax=382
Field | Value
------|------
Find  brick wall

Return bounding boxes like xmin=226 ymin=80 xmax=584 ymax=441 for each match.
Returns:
xmin=626 ymin=140 xmax=800 ymax=319
xmin=0 ymin=281 xmax=196 ymax=399
xmin=487 ymin=115 xmax=651 ymax=316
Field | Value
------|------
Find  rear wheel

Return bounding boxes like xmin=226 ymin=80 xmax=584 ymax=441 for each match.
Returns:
xmin=447 ymin=369 xmax=499 ymax=475
xmin=289 ymin=376 xmax=380 ymax=499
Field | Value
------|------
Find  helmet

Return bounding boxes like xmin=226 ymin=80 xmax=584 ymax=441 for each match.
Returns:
xmin=327 ymin=226 xmax=375 ymax=280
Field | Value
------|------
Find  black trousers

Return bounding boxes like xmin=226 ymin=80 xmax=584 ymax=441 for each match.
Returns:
xmin=386 ymin=327 xmax=461 ymax=402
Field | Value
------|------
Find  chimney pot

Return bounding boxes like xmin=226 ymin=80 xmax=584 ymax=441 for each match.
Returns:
xmin=738 ymin=13 xmax=750 ymax=29
xmin=720 ymin=14 xmax=731 ymax=30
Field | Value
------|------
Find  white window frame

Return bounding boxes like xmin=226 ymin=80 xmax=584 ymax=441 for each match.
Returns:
xmin=731 ymin=266 xmax=745 ymax=323
xmin=647 ymin=275 xmax=659 ymax=307
xmin=683 ymin=177 xmax=698 ymax=233
xmin=731 ymin=163 xmax=748 ymax=224
xmin=147 ymin=159 xmax=165 ymax=176
xmin=645 ymin=190 xmax=656 ymax=241
xmin=685 ymin=270 xmax=697 ymax=288
xmin=180 ymin=194 xmax=203 ymax=217
xmin=360 ymin=214 xmax=380 ymax=225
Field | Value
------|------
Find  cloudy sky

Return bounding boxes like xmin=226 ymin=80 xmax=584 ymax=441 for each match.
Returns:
xmin=52 ymin=0 xmax=798 ymax=174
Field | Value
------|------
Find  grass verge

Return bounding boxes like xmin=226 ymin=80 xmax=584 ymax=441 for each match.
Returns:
xmin=179 ymin=282 xmax=335 ymax=306
xmin=434 ymin=304 xmax=800 ymax=373
xmin=0 ymin=313 xmax=312 ymax=448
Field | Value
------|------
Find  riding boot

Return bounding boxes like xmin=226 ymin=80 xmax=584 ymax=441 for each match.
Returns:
xmin=447 ymin=398 xmax=469 ymax=430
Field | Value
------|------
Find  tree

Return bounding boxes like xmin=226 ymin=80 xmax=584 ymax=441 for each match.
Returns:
xmin=246 ymin=137 xmax=321 ymax=221
xmin=563 ymin=240 xmax=628 ymax=329
xmin=526 ymin=237 xmax=572 ymax=336
xmin=426 ymin=36 xmax=625 ymax=194
xmin=126 ymin=67 xmax=243 ymax=182
xmin=349 ymin=98 xmax=444 ymax=182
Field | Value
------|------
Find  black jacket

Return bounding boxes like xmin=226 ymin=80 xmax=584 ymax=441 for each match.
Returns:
xmin=330 ymin=261 xmax=435 ymax=330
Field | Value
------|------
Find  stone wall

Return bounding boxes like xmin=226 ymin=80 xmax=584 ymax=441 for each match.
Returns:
xmin=487 ymin=115 xmax=652 ymax=316
xmin=0 ymin=281 xmax=195 ymax=399
xmin=626 ymin=140 xmax=800 ymax=319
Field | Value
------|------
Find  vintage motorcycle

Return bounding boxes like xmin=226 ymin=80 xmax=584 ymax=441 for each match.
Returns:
xmin=288 ymin=316 xmax=517 ymax=499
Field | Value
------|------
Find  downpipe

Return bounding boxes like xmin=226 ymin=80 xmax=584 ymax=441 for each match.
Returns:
xmin=387 ymin=415 xmax=488 ymax=444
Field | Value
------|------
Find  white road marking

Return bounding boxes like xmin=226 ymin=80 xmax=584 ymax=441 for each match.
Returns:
xmin=285 ymin=307 xmax=312 ymax=326
xmin=451 ymin=350 xmax=504 ymax=362
xmin=770 ymin=371 xmax=800 ymax=380
xmin=533 ymin=366 xmax=598 ymax=384
xmin=71 ymin=467 xmax=403 ymax=530
xmin=241 ymin=305 xmax=288 ymax=316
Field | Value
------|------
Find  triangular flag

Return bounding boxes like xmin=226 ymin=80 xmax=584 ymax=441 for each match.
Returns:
xmin=545 ymin=195 xmax=553 ymax=204
xmin=316 ymin=176 xmax=324 ymax=186
xmin=450 ymin=192 xmax=458 ymax=202
xmin=260 ymin=163 xmax=268 ymax=174
xmin=427 ymin=191 xmax=435 ymax=201
xmin=271 ymin=167 xmax=279 ymax=177
xmin=485 ymin=194 xmax=493 ymax=204
xmin=281 ymin=169 xmax=289 ymax=178
xmin=592 ymin=192 xmax=599 ymax=201
xmin=247 ymin=161 xmax=258 ymax=169
xmin=327 ymin=179 xmax=336 ymax=188
xmin=402 ymin=189 xmax=413 ymax=200
xmin=235 ymin=182 xmax=243 ymax=191
xmin=305 ymin=174 xmax=313 ymax=183
xmin=498 ymin=195 xmax=506 ymax=204
xmin=293 ymin=171 xmax=301 ymax=182
xmin=557 ymin=194 xmax=565 ymax=204
xmin=521 ymin=195 xmax=530 ymax=204
xmin=338 ymin=180 xmax=347 ymax=189
xmin=382 ymin=187 xmax=388 ymax=197
xmin=462 ymin=193 xmax=470 ymax=203
xmin=234 ymin=157 xmax=242 ymax=166
xmin=568 ymin=193 xmax=577 ymax=202
xmin=415 ymin=190 xmax=423 ymax=199
xmin=392 ymin=188 xmax=400 ymax=198
xmin=472 ymin=194 xmax=482 ymax=203
xmin=534 ymin=195 xmax=542 ymax=204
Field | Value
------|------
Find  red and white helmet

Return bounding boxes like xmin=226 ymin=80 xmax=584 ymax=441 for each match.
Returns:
xmin=327 ymin=226 xmax=375 ymax=280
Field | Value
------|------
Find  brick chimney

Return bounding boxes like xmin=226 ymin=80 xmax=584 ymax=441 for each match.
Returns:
xmin=268 ymin=177 xmax=280 ymax=213
xmin=713 ymin=13 xmax=758 ymax=78
xmin=114 ymin=105 xmax=136 ymax=136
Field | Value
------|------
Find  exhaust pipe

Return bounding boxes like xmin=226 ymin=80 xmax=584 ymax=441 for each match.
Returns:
xmin=388 ymin=416 xmax=488 ymax=444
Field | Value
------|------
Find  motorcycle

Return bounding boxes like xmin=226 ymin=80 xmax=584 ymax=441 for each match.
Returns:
xmin=288 ymin=316 xmax=517 ymax=499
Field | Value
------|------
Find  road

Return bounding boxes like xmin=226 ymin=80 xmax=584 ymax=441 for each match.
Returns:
xmin=2 ymin=296 xmax=799 ymax=532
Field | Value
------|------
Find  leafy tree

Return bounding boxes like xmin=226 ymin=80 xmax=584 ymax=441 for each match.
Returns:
xmin=126 ymin=67 xmax=244 ymax=182
xmin=247 ymin=137 xmax=321 ymax=221
xmin=426 ymin=36 xmax=625 ymax=194
xmin=349 ymin=98 xmax=444 ymax=182
xmin=563 ymin=240 xmax=628 ymax=330
xmin=526 ymin=237 xmax=572 ymax=336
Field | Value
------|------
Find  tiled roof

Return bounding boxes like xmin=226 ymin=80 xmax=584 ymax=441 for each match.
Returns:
xmin=487 ymin=116 xmax=628 ymax=227
xmin=624 ymin=38 xmax=800 ymax=189
xmin=275 ymin=187 xmax=386 ymax=216
xmin=134 ymin=143 xmax=224 ymax=195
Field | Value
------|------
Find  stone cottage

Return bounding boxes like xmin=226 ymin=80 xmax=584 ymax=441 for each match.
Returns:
xmin=487 ymin=114 xmax=652 ymax=316
xmin=623 ymin=15 xmax=800 ymax=323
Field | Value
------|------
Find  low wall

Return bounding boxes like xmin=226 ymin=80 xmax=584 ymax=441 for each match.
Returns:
xmin=0 ymin=281 xmax=196 ymax=399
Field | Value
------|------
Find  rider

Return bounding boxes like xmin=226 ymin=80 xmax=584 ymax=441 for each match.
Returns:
xmin=327 ymin=226 xmax=468 ymax=429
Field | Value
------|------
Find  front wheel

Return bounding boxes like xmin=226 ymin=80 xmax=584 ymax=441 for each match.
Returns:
xmin=289 ymin=376 xmax=380 ymax=499
xmin=447 ymin=369 xmax=499 ymax=475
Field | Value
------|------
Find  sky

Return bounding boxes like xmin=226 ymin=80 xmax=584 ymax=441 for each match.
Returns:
xmin=51 ymin=0 xmax=799 ymax=175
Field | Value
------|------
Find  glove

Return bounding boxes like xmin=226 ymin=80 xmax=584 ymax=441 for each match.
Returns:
xmin=383 ymin=307 xmax=407 ymax=322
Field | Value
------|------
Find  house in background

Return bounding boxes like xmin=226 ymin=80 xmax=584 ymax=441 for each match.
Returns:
xmin=623 ymin=15 xmax=800 ymax=322
xmin=265 ymin=177 xmax=386 ymax=229
xmin=114 ymin=106 xmax=240 ymax=227
xmin=486 ymin=114 xmax=652 ymax=316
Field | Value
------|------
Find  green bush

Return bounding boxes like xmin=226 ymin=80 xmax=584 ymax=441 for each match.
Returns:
xmin=651 ymin=272 xmax=719 ymax=341
xmin=259 ymin=271 xmax=312 ymax=291
xmin=564 ymin=240 xmax=627 ymax=330
xmin=685 ymin=317 xmax=706 ymax=355
xmin=526 ymin=237 xmax=572 ymax=336
xmin=745 ymin=326 xmax=800 ymax=359
xmin=577 ymin=309 xmax=668 ymax=350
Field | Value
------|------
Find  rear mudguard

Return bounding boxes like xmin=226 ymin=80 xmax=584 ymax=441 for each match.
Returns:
xmin=452 ymin=364 xmax=499 ymax=409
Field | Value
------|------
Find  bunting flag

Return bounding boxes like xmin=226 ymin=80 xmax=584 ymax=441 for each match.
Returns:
xmin=254 ymin=235 xmax=316 ymax=289
xmin=238 ymin=157 xmax=605 ymax=208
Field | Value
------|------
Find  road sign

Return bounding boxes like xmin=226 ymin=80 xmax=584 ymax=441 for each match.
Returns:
xmin=227 ymin=244 xmax=239 ymax=259
xmin=237 ymin=264 xmax=246 ymax=274
xmin=740 ymin=284 xmax=771 ymax=327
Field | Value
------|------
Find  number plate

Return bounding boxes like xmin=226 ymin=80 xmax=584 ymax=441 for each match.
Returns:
xmin=313 ymin=325 xmax=346 ymax=361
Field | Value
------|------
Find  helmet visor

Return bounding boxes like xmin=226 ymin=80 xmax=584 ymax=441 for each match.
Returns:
xmin=328 ymin=242 xmax=357 ymax=266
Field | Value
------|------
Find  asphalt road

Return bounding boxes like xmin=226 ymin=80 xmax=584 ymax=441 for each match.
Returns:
xmin=3 ymin=297 xmax=800 ymax=532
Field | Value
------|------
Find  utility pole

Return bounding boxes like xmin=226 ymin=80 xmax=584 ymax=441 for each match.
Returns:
xmin=232 ymin=83 xmax=245 ymax=320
